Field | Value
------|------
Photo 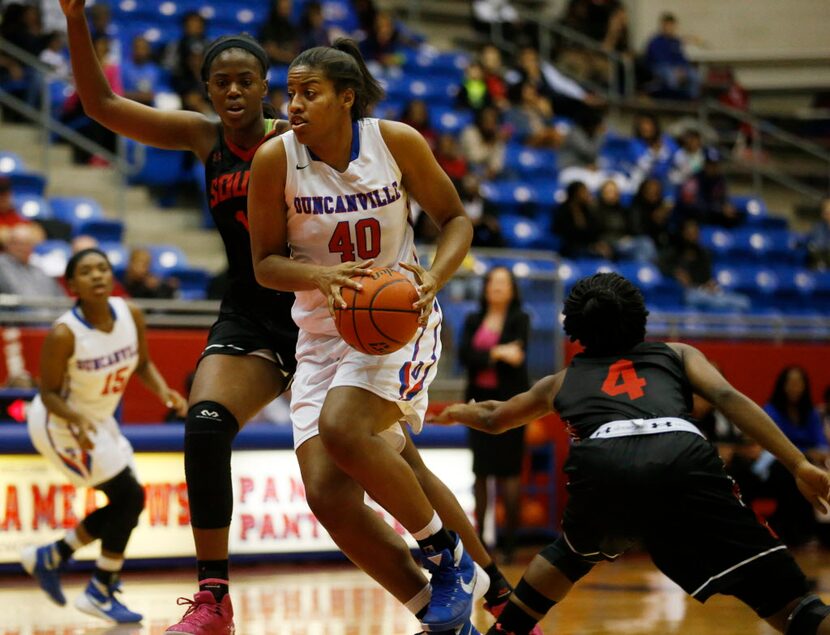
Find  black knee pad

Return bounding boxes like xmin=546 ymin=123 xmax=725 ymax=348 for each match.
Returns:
xmin=95 ymin=468 xmax=146 ymax=553
xmin=185 ymin=401 xmax=239 ymax=529
xmin=786 ymin=595 xmax=830 ymax=635
xmin=538 ymin=536 xmax=597 ymax=583
xmin=513 ymin=579 xmax=556 ymax=615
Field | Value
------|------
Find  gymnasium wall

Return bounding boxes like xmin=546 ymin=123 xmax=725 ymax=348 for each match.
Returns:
xmin=626 ymin=0 xmax=829 ymax=53
xmin=2 ymin=328 xmax=828 ymax=423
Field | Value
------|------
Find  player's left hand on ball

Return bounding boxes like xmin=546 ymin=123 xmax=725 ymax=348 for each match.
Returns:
xmin=399 ymin=261 xmax=437 ymax=326
xmin=164 ymin=389 xmax=188 ymax=417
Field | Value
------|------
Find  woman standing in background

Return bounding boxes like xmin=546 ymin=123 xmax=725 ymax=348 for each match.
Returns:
xmin=459 ymin=266 xmax=530 ymax=563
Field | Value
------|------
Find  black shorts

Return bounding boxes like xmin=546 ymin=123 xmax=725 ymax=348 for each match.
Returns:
xmin=469 ymin=427 xmax=525 ymax=477
xmin=201 ymin=306 xmax=299 ymax=375
xmin=562 ymin=431 xmax=808 ymax=616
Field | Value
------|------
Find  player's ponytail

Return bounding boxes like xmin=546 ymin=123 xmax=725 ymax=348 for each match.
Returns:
xmin=290 ymin=39 xmax=385 ymax=120
xmin=563 ymin=273 xmax=648 ymax=356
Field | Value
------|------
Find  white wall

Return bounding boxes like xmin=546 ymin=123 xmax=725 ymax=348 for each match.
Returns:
xmin=627 ymin=0 xmax=830 ymax=54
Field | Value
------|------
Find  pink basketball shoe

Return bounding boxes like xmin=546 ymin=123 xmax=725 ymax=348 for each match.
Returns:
xmin=165 ymin=587 xmax=234 ymax=635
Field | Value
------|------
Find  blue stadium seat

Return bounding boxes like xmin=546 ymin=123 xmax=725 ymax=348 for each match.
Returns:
xmin=617 ymin=262 xmax=684 ymax=310
xmin=147 ymin=244 xmax=188 ymax=276
xmin=503 ymin=145 xmax=557 ymax=180
xmin=0 ymin=151 xmax=25 ymax=174
xmin=498 ymin=214 xmax=550 ymax=250
xmin=12 ymin=194 xmax=51 ymax=221
xmin=49 ymin=197 xmax=105 ymax=226
xmin=31 ymin=240 xmax=71 ymax=278
xmin=480 ymin=181 xmax=535 ymax=215
xmin=773 ymin=268 xmax=816 ymax=313
xmin=402 ymin=49 xmax=468 ymax=80
xmin=6 ymin=172 xmax=46 ymax=196
xmin=698 ymin=225 xmax=735 ymax=260
xmin=383 ymin=76 xmax=457 ymax=106
xmin=125 ymin=140 xmax=190 ymax=187
xmin=169 ymin=265 xmax=211 ymax=300
xmin=74 ymin=218 xmax=125 ymax=242
xmin=99 ymin=241 xmax=129 ymax=275
xmin=430 ymin=107 xmax=474 ymax=135
xmin=730 ymin=195 xmax=767 ymax=219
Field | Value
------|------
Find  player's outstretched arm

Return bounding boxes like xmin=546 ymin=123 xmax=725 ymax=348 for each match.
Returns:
xmin=433 ymin=372 xmax=562 ymax=434
xmin=248 ymin=139 xmax=372 ymax=313
xmin=60 ymin=0 xmax=215 ymax=159
xmin=672 ymin=342 xmax=830 ymax=512
xmin=128 ymin=303 xmax=187 ymax=416
xmin=380 ymin=120 xmax=473 ymax=324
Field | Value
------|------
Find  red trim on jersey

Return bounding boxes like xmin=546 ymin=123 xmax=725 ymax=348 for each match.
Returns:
xmin=223 ymin=126 xmax=280 ymax=163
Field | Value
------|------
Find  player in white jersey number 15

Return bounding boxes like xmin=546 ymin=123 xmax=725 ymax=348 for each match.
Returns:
xmin=21 ymin=248 xmax=186 ymax=624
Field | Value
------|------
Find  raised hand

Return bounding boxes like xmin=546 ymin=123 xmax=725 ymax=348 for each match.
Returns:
xmin=399 ymin=261 xmax=438 ymax=326
xmin=59 ymin=0 xmax=87 ymax=18
xmin=314 ymin=259 xmax=374 ymax=317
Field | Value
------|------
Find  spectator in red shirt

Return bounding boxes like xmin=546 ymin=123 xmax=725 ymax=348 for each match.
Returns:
xmin=435 ymin=133 xmax=468 ymax=184
xmin=0 ymin=177 xmax=30 ymax=246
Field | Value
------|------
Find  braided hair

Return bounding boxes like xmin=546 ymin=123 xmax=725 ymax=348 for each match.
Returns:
xmin=562 ymin=273 xmax=649 ymax=356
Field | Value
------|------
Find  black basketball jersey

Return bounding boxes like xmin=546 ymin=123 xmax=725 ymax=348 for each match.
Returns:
xmin=554 ymin=342 xmax=695 ymax=439
xmin=204 ymin=120 xmax=295 ymax=324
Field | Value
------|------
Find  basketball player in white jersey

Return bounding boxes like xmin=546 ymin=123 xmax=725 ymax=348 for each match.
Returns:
xmin=21 ymin=248 xmax=187 ymax=624
xmin=248 ymin=40 xmax=483 ymax=635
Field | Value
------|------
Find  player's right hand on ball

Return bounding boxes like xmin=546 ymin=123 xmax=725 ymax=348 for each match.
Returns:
xmin=316 ymin=259 xmax=374 ymax=317
xmin=60 ymin=0 xmax=87 ymax=18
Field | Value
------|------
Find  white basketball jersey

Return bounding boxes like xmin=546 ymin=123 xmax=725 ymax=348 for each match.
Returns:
xmin=54 ymin=297 xmax=140 ymax=422
xmin=282 ymin=118 xmax=419 ymax=335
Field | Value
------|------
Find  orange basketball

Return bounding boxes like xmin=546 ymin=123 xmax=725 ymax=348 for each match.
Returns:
xmin=334 ymin=268 xmax=421 ymax=355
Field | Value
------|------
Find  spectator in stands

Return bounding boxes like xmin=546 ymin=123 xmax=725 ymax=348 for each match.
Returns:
xmin=553 ymin=181 xmax=612 ymax=259
xmin=39 ymin=31 xmax=70 ymax=80
xmin=668 ymin=128 xmax=705 ymax=187
xmin=434 ymin=133 xmax=468 ymax=184
xmin=479 ymin=44 xmax=509 ymax=111
xmin=87 ymin=2 xmax=120 ymax=63
xmin=595 ymin=179 xmax=656 ymax=263
xmin=62 ymin=35 xmax=123 ymax=165
xmin=260 ymin=0 xmax=299 ymax=67
xmin=643 ymin=12 xmax=700 ymax=100
xmin=630 ymin=113 xmax=678 ymax=187
xmin=503 ymin=81 xmax=562 ymax=149
xmin=661 ymin=218 xmax=749 ymax=312
xmin=400 ymin=99 xmax=438 ymax=151
xmin=0 ymin=224 xmax=64 ymax=297
xmin=676 ymin=147 xmax=740 ymax=227
xmin=630 ymin=177 xmax=674 ymax=256
xmin=123 ymin=247 xmax=177 ymax=299
xmin=267 ymin=86 xmax=288 ymax=119
xmin=163 ymin=11 xmax=207 ymax=81
xmin=558 ymin=0 xmax=628 ymax=88
xmin=460 ymin=105 xmax=507 ymax=180
xmin=361 ymin=10 xmax=410 ymax=68
xmin=353 ymin=0 xmax=378 ymax=34
xmin=507 ymin=44 xmax=603 ymax=122
xmin=0 ymin=177 xmax=30 ymax=246
xmin=172 ymin=41 xmax=213 ymax=116
xmin=298 ymin=2 xmax=331 ymax=51
xmin=461 ymin=175 xmax=505 ymax=248
xmin=762 ymin=366 xmax=828 ymax=546
xmin=557 ymin=108 xmax=606 ymax=170
xmin=807 ymin=197 xmax=830 ymax=270
xmin=0 ymin=51 xmax=25 ymax=87
xmin=456 ymin=62 xmax=494 ymax=113
xmin=121 ymin=36 xmax=163 ymax=106
xmin=459 ymin=265 xmax=530 ymax=564
xmin=1 ymin=3 xmax=43 ymax=56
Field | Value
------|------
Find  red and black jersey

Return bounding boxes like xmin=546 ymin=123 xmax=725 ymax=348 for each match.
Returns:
xmin=204 ymin=120 xmax=295 ymax=325
xmin=554 ymin=342 xmax=695 ymax=440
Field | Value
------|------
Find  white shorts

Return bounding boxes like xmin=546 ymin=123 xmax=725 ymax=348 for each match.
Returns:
xmin=27 ymin=396 xmax=136 ymax=487
xmin=291 ymin=303 xmax=442 ymax=452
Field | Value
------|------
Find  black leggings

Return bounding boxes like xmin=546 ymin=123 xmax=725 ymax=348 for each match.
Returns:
xmin=81 ymin=467 xmax=145 ymax=554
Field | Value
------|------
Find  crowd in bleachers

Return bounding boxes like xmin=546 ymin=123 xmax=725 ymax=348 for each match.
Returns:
xmin=0 ymin=0 xmax=829 ymax=317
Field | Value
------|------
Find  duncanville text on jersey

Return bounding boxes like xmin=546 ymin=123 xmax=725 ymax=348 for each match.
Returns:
xmin=75 ymin=344 xmax=138 ymax=371
xmin=293 ymin=181 xmax=402 ymax=215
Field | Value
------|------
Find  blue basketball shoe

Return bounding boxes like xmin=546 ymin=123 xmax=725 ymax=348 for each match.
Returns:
xmin=75 ymin=578 xmax=143 ymax=623
xmin=21 ymin=544 xmax=66 ymax=606
xmin=420 ymin=532 xmax=479 ymax=631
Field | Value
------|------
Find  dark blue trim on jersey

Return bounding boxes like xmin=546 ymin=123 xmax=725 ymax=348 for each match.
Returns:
xmin=308 ymin=121 xmax=361 ymax=164
xmin=71 ymin=300 xmax=117 ymax=330
xmin=0 ymin=421 xmax=468 ymax=453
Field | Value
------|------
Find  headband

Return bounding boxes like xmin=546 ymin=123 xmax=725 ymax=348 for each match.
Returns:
xmin=201 ymin=37 xmax=269 ymax=81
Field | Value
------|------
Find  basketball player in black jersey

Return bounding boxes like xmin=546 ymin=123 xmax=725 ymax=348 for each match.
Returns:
xmin=59 ymin=2 xmax=513 ymax=632
xmin=435 ymin=273 xmax=830 ymax=635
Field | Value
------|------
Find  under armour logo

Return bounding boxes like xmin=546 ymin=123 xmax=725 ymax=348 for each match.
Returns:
xmin=200 ymin=410 xmax=220 ymax=418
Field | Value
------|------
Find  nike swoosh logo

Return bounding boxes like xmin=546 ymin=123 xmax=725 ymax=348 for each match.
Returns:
xmin=97 ymin=599 xmax=113 ymax=611
xmin=296 ymin=163 xmax=309 ymax=169
xmin=459 ymin=570 xmax=476 ymax=595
